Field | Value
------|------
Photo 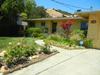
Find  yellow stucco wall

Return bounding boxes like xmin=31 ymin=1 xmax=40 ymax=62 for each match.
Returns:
xmin=31 ymin=19 xmax=81 ymax=34
xmin=46 ymin=21 xmax=52 ymax=34
xmin=87 ymin=12 xmax=100 ymax=48
xmin=71 ymin=20 xmax=81 ymax=30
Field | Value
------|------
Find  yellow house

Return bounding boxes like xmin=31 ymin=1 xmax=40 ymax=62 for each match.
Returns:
xmin=77 ymin=11 xmax=100 ymax=48
xmin=27 ymin=17 xmax=84 ymax=34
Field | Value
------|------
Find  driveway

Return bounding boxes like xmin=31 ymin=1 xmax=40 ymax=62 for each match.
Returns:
xmin=7 ymin=47 xmax=100 ymax=75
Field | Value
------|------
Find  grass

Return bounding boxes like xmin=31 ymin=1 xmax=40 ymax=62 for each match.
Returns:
xmin=0 ymin=37 xmax=34 ymax=50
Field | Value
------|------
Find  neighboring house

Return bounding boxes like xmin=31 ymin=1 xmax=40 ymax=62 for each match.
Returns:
xmin=77 ymin=11 xmax=100 ymax=48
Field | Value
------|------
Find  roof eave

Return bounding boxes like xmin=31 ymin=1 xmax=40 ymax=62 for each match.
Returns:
xmin=26 ymin=17 xmax=84 ymax=21
xmin=75 ymin=10 xmax=100 ymax=18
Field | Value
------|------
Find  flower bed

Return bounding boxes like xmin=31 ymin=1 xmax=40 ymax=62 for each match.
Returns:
xmin=0 ymin=52 xmax=57 ymax=74
xmin=44 ymin=34 xmax=87 ymax=50
xmin=44 ymin=28 xmax=93 ymax=50
xmin=0 ymin=38 xmax=58 ymax=74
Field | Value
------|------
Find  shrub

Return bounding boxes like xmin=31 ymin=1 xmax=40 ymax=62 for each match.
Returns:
xmin=47 ymin=34 xmax=65 ymax=42
xmin=25 ymin=28 xmax=41 ymax=37
xmin=70 ymin=29 xmax=85 ymax=41
xmin=25 ymin=27 xmax=45 ymax=38
xmin=69 ymin=39 xmax=79 ymax=46
xmin=20 ymin=12 xmax=27 ymax=20
xmin=46 ymin=34 xmax=72 ymax=46
xmin=46 ymin=33 xmax=81 ymax=47
xmin=4 ymin=40 xmax=37 ymax=65
xmin=44 ymin=39 xmax=55 ymax=45
xmin=41 ymin=45 xmax=51 ymax=54
xmin=83 ymin=39 xmax=93 ymax=48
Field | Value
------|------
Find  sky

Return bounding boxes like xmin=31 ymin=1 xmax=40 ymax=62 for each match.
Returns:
xmin=35 ymin=0 xmax=100 ymax=13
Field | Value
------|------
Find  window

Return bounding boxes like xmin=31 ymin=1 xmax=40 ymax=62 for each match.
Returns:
xmin=91 ymin=20 xmax=96 ymax=24
xmin=81 ymin=22 xmax=88 ymax=30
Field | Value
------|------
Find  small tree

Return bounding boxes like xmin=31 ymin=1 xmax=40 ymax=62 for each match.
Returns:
xmin=61 ymin=19 xmax=75 ymax=38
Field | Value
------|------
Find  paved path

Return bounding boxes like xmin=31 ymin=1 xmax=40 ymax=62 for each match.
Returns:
xmin=7 ymin=47 xmax=100 ymax=75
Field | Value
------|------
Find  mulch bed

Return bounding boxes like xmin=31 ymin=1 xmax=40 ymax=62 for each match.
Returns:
xmin=4 ymin=51 xmax=58 ymax=74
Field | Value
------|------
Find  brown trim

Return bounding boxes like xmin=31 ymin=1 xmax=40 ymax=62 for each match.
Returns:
xmin=26 ymin=17 xmax=84 ymax=21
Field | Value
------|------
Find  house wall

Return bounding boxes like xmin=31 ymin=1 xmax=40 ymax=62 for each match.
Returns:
xmin=46 ymin=21 xmax=52 ymax=34
xmin=71 ymin=20 xmax=81 ymax=30
xmin=87 ymin=12 xmax=100 ymax=48
xmin=33 ymin=20 xmax=52 ymax=34
xmin=31 ymin=19 xmax=81 ymax=34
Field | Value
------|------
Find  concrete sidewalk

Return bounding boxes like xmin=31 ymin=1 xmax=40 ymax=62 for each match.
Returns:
xmin=8 ymin=47 xmax=100 ymax=75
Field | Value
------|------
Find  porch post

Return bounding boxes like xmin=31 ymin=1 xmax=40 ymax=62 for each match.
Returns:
xmin=47 ymin=21 xmax=52 ymax=34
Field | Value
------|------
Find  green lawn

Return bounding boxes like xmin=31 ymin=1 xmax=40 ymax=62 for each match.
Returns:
xmin=0 ymin=37 xmax=34 ymax=50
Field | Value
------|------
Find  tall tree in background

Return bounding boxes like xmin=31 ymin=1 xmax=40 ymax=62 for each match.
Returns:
xmin=24 ymin=0 xmax=36 ymax=18
xmin=1 ymin=0 xmax=48 ymax=19
xmin=0 ymin=0 xmax=49 ymax=36
xmin=0 ymin=0 xmax=36 ymax=36
xmin=1 ymin=0 xmax=36 ymax=19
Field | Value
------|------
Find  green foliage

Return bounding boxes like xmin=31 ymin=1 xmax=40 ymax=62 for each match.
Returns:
xmin=25 ymin=27 xmax=45 ymax=38
xmin=25 ymin=0 xmax=36 ymax=18
xmin=45 ymin=34 xmax=81 ymax=47
xmin=84 ymin=39 xmax=93 ymax=48
xmin=25 ymin=28 xmax=40 ymax=37
xmin=0 ymin=37 xmax=35 ymax=50
xmin=47 ymin=34 xmax=65 ymax=42
xmin=41 ymin=45 xmax=51 ymax=54
xmin=46 ymin=34 xmax=69 ymax=46
xmin=1 ymin=0 xmax=36 ymax=18
xmin=1 ymin=0 xmax=49 ymax=23
xmin=0 ymin=37 xmax=13 ymax=50
xmin=70 ymin=29 xmax=85 ymax=41
xmin=0 ymin=37 xmax=53 ymax=66
xmin=20 ymin=12 xmax=27 ymax=20
xmin=69 ymin=39 xmax=79 ymax=46
xmin=4 ymin=39 xmax=37 ymax=64
xmin=1 ymin=0 xmax=23 ymax=14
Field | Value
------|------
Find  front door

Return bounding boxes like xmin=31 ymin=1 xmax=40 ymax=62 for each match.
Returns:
xmin=52 ymin=22 xmax=57 ymax=33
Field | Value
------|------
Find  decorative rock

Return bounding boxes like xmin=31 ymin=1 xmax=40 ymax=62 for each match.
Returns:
xmin=37 ymin=48 xmax=41 ymax=52
xmin=29 ymin=57 xmax=32 ymax=60
xmin=66 ymin=45 xmax=70 ymax=48
xmin=32 ymin=55 xmax=39 ymax=59
xmin=49 ymin=46 xmax=54 ymax=52
xmin=41 ymin=52 xmax=44 ymax=55
xmin=0 ymin=51 xmax=6 ymax=57
xmin=29 ymin=55 xmax=39 ymax=60
xmin=0 ymin=66 xmax=9 ymax=73
xmin=35 ymin=40 xmax=45 ymax=47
